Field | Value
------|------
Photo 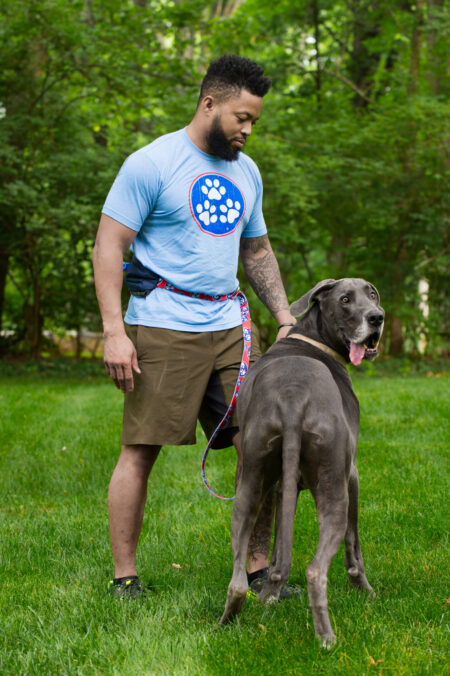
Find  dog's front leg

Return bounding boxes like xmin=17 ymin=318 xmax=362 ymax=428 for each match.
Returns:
xmin=344 ymin=464 xmax=375 ymax=597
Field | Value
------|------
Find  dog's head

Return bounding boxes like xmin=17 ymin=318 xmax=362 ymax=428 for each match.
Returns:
xmin=290 ymin=278 xmax=384 ymax=365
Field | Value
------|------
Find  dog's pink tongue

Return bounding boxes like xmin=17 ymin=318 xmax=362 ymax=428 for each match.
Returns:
xmin=350 ymin=342 xmax=365 ymax=366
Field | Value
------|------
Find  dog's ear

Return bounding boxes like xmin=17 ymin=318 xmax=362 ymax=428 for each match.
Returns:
xmin=290 ymin=279 xmax=337 ymax=317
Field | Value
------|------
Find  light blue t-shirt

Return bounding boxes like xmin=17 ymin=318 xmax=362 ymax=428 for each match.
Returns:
xmin=102 ymin=128 xmax=267 ymax=331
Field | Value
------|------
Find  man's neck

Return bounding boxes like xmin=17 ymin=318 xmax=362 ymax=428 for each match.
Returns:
xmin=185 ymin=121 xmax=211 ymax=155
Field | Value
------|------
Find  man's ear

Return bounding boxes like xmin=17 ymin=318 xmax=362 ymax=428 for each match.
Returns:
xmin=290 ymin=279 xmax=337 ymax=318
xmin=200 ymin=95 xmax=215 ymax=114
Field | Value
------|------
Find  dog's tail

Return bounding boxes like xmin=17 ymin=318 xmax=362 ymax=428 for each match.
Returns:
xmin=270 ymin=425 xmax=301 ymax=583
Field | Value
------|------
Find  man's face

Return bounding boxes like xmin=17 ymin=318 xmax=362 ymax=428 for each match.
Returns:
xmin=205 ymin=89 xmax=263 ymax=161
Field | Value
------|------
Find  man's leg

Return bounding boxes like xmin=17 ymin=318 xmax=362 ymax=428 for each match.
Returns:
xmin=233 ymin=432 xmax=275 ymax=574
xmin=108 ymin=443 xmax=161 ymax=578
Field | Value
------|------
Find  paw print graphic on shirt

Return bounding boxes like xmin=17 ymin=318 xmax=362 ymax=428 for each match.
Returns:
xmin=189 ymin=173 xmax=246 ymax=236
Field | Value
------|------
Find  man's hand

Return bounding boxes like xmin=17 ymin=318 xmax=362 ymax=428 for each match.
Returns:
xmin=92 ymin=214 xmax=140 ymax=392
xmin=275 ymin=321 xmax=296 ymax=342
xmin=104 ymin=332 xmax=141 ymax=393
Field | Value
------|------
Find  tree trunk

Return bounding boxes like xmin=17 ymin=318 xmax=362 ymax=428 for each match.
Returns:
xmin=0 ymin=250 xmax=9 ymax=333
xmin=24 ymin=277 xmax=43 ymax=359
xmin=426 ymin=0 xmax=445 ymax=95
xmin=311 ymin=0 xmax=322 ymax=109
xmin=388 ymin=314 xmax=404 ymax=356
xmin=76 ymin=326 xmax=83 ymax=360
xmin=384 ymin=0 xmax=425 ymax=356
xmin=408 ymin=0 xmax=424 ymax=95
xmin=349 ymin=0 xmax=381 ymax=106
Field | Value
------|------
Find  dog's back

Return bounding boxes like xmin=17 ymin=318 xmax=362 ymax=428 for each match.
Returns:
xmin=238 ymin=343 xmax=359 ymax=496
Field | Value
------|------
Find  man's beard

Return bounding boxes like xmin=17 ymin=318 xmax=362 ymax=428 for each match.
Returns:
xmin=205 ymin=116 xmax=240 ymax=161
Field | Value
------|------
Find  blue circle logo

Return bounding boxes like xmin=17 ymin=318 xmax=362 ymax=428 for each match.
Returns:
xmin=189 ymin=173 xmax=246 ymax=237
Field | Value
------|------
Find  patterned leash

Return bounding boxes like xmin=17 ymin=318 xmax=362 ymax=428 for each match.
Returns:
xmin=123 ymin=263 xmax=251 ymax=500
xmin=200 ymin=291 xmax=251 ymax=501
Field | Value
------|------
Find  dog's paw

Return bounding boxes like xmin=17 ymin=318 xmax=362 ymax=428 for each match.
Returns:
xmin=320 ymin=632 xmax=337 ymax=649
xmin=219 ymin=584 xmax=247 ymax=624
xmin=263 ymin=594 xmax=279 ymax=606
xmin=348 ymin=567 xmax=375 ymax=597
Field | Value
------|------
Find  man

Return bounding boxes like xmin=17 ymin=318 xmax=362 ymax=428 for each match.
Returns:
xmin=93 ymin=55 xmax=298 ymax=598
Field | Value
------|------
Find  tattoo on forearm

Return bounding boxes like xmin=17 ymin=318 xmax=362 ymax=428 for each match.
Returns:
xmin=241 ymin=236 xmax=289 ymax=314
xmin=240 ymin=236 xmax=271 ymax=256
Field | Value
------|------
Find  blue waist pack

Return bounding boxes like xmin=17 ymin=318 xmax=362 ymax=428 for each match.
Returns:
xmin=125 ymin=256 xmax=161 ymax=297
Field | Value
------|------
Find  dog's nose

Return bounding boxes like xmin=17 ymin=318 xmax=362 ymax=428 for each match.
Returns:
xmin=367 ymin=311 xmax=384 ymax=327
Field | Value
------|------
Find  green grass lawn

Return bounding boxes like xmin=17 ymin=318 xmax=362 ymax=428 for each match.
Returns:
xmin=0 ymin=370 xmax=448 ymax=675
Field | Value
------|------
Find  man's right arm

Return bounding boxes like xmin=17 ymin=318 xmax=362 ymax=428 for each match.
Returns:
xmin=92 ymin=214 xmax=140 ymax=392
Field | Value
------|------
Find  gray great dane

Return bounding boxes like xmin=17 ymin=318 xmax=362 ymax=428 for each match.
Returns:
xmin=220 ymin=278 xmax=384 ymax=647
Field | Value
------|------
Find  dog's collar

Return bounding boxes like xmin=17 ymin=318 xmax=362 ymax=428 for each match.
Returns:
xmin=287 ymin=333 xmax=348 ymax=367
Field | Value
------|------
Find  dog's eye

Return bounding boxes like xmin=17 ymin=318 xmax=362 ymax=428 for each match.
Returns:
xmin=341 ymin=296 xmax=350 ymax=304
xmin=370 ymin=291 xmax=377 ymax=300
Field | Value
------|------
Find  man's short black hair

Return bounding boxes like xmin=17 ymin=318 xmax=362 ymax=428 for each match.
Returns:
xmin=199 ymin=54 xmax=271 ymax=102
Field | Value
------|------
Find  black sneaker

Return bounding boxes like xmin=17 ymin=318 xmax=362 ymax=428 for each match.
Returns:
xmin=247 ymin=568 xmax=302 ymax=601
xmin=108 ymin=576 xmax=146 ymax=599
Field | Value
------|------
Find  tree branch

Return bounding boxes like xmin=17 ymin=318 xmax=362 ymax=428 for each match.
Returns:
xmin=321 ymin=67 xmax=376 ymax=105
xmin=7 ymin=269 xmax=28 ymax=302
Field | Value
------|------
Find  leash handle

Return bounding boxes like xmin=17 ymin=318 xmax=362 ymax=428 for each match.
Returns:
xmin=201 ymin=291 xmax=251 ymax=501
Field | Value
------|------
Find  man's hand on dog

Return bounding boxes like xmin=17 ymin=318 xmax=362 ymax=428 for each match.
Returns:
xmin=275 ymin=313 xmax=297 ymax=341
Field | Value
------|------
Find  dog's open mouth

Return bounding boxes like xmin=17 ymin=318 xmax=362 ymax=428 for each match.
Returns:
xmin=347 ymin=333 xmax=380 ymax=366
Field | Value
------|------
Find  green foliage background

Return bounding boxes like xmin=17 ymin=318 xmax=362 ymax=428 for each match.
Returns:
xmin=0 ymin=0 xmax=448 ymax=357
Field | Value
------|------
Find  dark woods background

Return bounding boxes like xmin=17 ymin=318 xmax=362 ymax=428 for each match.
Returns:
xmin=0 ymin=0 xmax=448 ymax=359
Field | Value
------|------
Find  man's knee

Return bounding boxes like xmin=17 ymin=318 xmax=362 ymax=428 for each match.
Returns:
xmin=119 ymin=444 xmax=161 ymax=475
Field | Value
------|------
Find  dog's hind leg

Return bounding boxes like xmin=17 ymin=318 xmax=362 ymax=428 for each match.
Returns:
xmin=344 ymin=465 xmax=375 ymax=596
xmin=259 ymin=432 xmax=300 ymax=604
xmin=219 ymin=467 xmax=265 ymax=624
xmin=307 ymin=486 xmax=349 ymax=647
xmin=266 ymin=481 xmax=282 ymax=574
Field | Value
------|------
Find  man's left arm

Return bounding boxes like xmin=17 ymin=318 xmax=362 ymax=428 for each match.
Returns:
xmin=240 ymin=234 xmax=296 ymax=340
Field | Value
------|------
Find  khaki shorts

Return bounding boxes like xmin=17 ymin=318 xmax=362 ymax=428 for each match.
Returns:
xmin=122 ymin=323 xmax=261 ymax=448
